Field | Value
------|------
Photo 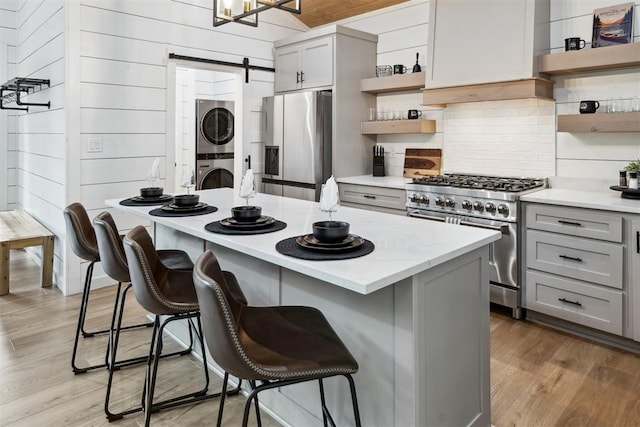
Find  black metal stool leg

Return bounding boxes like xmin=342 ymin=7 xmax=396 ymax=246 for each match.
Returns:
xmin=106 ymin=311 xmax=241 ymax=423
xmin=104 ymin=284 xmax=147 ymax=421
xmin=345 ymin=374 xmax=362 ymax=427
xmin=72 ymin=262 xmax=107 ymax=374
xmin=319 ymin=378 xmax=330 ymax=427
xmin=105 ymin=282 xmax=123 ymax=366
xmin=193 ymin=315 xmax=210 ymax=395
xmin=144 ymin=317 xmax=164 ymax=427
xmin=248 ymin=380 xmax=262 ymax=427
xmin=216 ymin=372 xmax=230 ymax=427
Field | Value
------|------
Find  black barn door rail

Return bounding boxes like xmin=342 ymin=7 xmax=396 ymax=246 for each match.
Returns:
xmin=168 ymin=53 xmax=275 ymax=83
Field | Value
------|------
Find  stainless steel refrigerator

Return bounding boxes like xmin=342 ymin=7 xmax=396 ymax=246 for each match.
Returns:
xmin=262 ymin=90 xmax=332 ymax=202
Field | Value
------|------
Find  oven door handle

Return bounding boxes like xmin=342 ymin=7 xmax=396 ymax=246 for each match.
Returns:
xmin=407 ymin=212 xmax=508 ymax=232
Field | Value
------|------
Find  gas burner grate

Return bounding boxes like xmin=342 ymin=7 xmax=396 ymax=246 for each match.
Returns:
xmin=411 ymin=174 xmax=545 ymax=192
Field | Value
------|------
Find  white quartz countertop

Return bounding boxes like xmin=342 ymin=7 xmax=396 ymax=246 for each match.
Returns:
xmin=108 ymin=189 xmax=499 ymax=295
xmin=520 ymin=188 xmax=640 ymax=215
xmin=336 ymin=175 xmax=411 ymax=190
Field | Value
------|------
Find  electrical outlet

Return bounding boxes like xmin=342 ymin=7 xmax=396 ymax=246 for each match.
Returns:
xmin=388 ymin=148 xmax=396 ymax=158
xmin=87 ymin=137 xmax=103 ymax=153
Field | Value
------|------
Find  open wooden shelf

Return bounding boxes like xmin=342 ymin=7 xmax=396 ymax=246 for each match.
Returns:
xmin=421 ymin=78 xmax=553 ymax=106
xmin=557 ymin=112 xmax=640 ymax=133
xmin=361 ymin=119 xmax=436 ymax=135
xmin=361 ymin=72 xmax=425 ymax=94
xmin=540 ymin=43 xmax=640 ymax=75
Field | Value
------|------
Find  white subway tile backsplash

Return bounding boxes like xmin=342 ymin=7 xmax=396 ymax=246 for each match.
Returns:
xmin=442 ymin=99 xmax=556 ymax=177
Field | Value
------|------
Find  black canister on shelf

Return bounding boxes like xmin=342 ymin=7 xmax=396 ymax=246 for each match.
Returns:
xmin=620 ymin=170 xmax=628 ymax=187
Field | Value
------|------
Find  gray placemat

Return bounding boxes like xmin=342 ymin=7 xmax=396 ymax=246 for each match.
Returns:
xmin=149 ymin=205 xmax=218 ymax=217
xmin=275 ymin=236 xmax=374 ymax=261
xmin=205 ymin=220 xmax=287 ymax=235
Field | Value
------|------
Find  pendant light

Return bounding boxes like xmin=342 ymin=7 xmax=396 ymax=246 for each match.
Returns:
xmin=213 ymin=0 xmax=301 ymax=27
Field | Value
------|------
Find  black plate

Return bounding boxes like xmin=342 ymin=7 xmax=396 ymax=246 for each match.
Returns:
xmin=131 ymin=194 xmax=173 ymax=203
xmin=223 ymin=216 xmax=273 ymax=226
xmin=302 ymin=234 xmax=357 ymax=248
xmin=161 ymin=202 xmax=208 ymax=212
xmin=296 ymin=234 xmax=365 ymax=252
xmin=220 ymin=216 xmax=275 ymax=230
xmin=611 ymin=185 xmax=640 ymax=199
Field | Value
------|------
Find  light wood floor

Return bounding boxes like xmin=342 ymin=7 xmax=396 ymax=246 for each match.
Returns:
xmin=3 ymin=249 xmax=640 ymax=426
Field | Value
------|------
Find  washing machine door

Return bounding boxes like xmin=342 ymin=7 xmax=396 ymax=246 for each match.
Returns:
xmin=198 ymin=160 xmax=234 ymax=190
xmin=202 ymin=107 xmax=234 ymax=147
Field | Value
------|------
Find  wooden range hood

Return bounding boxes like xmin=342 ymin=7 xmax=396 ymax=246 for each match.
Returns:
xmin=421 ymin=77 xmax=553 ymax=106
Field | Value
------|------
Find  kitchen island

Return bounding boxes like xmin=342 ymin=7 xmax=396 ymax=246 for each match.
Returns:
xmin=108 ymin=188 xmax=500 ymax=427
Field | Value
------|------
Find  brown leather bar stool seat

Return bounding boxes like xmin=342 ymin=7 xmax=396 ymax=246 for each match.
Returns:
xmin=193 ymin=250 xmax=362 ymax=427
xmin=93 ymin=212 xmax=196 ymax=421
xmin=123 ymin=226 xmax=246 ymax=427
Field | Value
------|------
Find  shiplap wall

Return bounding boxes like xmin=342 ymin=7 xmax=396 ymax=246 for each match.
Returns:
xmin=335 ymin=0 xmax=441 ymax=177
xmin=0 ymin=0 xmax=15 ymax=212
xmin=0 ymin=0 xmax=306 ymax=295
xmin=551 ymin=0 xmax=640 ymax=181
xmin=335 ymin=0 xmax=639 ymax=180
xmin=63 ymin=0 xmax=305 ymax=294
xmin=10 ymin=0 xmax=66 ymax=287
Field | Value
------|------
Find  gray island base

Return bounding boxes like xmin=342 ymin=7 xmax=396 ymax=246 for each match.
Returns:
xmin=108 ymin=188 xmax=500 ymax=426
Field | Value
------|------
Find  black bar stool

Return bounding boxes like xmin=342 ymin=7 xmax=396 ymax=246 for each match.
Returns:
xmin=93 ymin=211 xmax=197 ymax=421
xmin=63 ymin=203 xmax=139 ymax=374
xmin=123 ymin=226 xmax=246 ymax=426
xmin=193 ymin=250 xmax=362 ymax=427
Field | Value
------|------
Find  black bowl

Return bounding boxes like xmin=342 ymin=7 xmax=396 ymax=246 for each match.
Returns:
xmin=312 ymin=221 xmax=350 ymax=243
xmin=140 ymin=187 xmax=163 ymax=198
xmin=174 ymin=194 xmax=200 ymax=207
xmin=232 ymin=206 xmax=262 ymax=222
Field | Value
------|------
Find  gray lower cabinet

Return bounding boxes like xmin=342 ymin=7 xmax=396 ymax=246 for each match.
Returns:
xmin=524 ymin=203 xmax=626 ymax=336
xmin=339 ymin=183 xmax=406 ymax=215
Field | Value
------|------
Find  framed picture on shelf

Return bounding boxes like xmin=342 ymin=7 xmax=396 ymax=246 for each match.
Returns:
xmin=592 ymin=2 xmax=634 ymax=48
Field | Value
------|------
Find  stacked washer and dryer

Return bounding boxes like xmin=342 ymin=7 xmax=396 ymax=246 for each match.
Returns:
xmin=196 ymin=99 xmax=235 ymax=190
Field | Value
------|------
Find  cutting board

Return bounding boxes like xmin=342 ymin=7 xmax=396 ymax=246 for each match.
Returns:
xmin=403 ymin=148 xmax=442 ymax=177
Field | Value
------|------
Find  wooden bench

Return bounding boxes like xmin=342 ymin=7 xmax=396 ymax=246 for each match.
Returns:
xmin=0 ymin=210 xmax=54 ymax=295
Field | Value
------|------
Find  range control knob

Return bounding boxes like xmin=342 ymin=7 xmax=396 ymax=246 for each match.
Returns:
xmin=419 ymin=195 xmax=429 ymax=205
xmin=435 ymin=197 xmax=445 ymax=207
xmin=445 ymin=198 xmax=456 ymax=208
xmin=462 ymin=200 xmax=472 ymax=210
xmin=473 ymin=201 xmax=484 ymax=212
xmin=410 ymin=194 xmax=420 ymax=203
xmin=497 ymin=204 xmax=510 ymax=216
xmin=485 ymin=202 xmax=496 ymax=214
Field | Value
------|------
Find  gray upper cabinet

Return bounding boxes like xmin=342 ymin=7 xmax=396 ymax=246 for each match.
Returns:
xmin=425 ymin=0 xmax=550 ymax=89
xmin=275 ymin=36 xmax=334 ymax=93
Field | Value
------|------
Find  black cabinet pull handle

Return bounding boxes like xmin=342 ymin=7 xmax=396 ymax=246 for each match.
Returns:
xmin=637 ymin=230 xmax=639 ymax=254
xmin=300 ymin=71 xmax=304 ymax=83
xmin=363 ymin=194 xmax=376 ymax=199
xmin=558 ymin=220 xmax=582 ymax=227
xmin=559 ymin=254 xmax=583 ymax=262
xmin=558 ymin=297 xmax=582 ymax=307
xmin=296 ymin=71 xmax=300 ymax=84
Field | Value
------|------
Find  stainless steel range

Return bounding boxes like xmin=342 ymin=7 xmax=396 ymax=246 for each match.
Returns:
xmin=405 ymin=173 xmax=547 ymax=318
